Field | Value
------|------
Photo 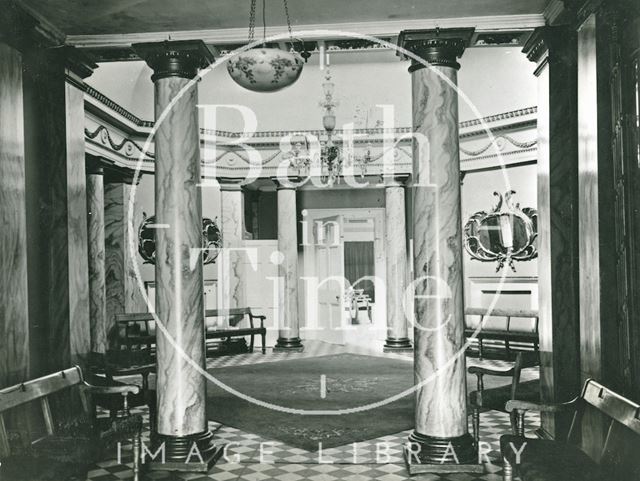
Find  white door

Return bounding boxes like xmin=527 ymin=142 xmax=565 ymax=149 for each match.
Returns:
xmin=314 ymin=215 xmax=346 ymax=344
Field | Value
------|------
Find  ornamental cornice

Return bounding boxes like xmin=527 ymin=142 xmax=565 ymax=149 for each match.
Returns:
xmin=83 ymin=84 xmax=538 ymax=176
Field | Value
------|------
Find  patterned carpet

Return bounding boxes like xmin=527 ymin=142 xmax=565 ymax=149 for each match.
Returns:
xmin=86 ymin=341 xmax=540 ymax=481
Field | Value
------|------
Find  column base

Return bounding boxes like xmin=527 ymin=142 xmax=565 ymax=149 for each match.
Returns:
xmin=383 ymin=338 xmax=413 ymax=352
xmin=404 ymin=431 xmax=481 ymax=474
xmin=148 ymin=430 xmax=224 ymax=473
xmin=273 ymin=337 xmax=304 ymax=352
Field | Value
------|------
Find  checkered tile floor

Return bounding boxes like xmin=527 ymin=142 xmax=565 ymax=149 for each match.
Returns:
xmin=87 ymin=343 xmax=540 ymax=481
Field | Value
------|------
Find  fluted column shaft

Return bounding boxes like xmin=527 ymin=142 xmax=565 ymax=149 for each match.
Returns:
xmin=274 ymin=182 xmax=303 ymax=351
xmin=219 ymin=182 xmax=245 ymax=311
xmin=384 ymin=177 xmax=412 ymax=352
xmin=133 ymin=40 xmax=220 ymax=471
xmin=399 ymin=28 xmax=477 ymax=470
xmin=86 ymin=162 xmax=108 ymax=356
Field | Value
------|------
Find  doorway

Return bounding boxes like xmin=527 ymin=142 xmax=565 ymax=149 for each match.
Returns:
xmin=301 ymin=208 xmax=386 ymax=348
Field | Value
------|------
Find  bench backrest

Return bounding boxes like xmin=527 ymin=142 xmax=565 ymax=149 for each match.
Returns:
xmin=580 ymin=380 xmax=640 ymax=436
xmin=113 ymin=308 xmax=255 ymax=340
xmin=114 ymin=308 xmax=254 ymax=323
xmin=569 ymin=380 xmax=640 ymax=477
xmin=465 ymin=307 xmax=539 ymax=334
xmin=0 ymin=367 xmax=84 ymax=457
xmin=0 ymin=367 xmax=83 ymax=414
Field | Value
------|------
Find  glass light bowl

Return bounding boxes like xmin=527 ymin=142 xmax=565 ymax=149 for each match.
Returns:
xmin=227 ymin=47 xmax=304 ymax=92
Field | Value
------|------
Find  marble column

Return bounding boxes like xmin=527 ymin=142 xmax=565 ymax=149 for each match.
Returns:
xmin=523 ymin=27 xmax=581 ymax=440
xmin=273 ymin=179 xmax=303 ymax=352
xmin=398 ymin=29 xmax=479 ymax=471
xmin=20 ymin=46 xmax=96 ymax=372
xmin=86 ymin=158 xmax=108 ymax=357
xmin=383 ymin=175 xmax=412 ymax=352
xmin=133 ymin=40 xmax=222 ymax=471
xmin=104 ymin=173 xmax=146 ymax=344
xmin=219 ymin=179 xmax=245 ymax=312
xmin=0 ymin=42 xmax=29 ymax=389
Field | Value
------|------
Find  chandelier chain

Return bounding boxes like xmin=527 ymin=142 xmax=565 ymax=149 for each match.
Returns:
xmin=262 ymin=0 xmax=266 ymax=43
xmin=248 ymin=0 xmax=257 ymax=41
xmin=249 ymin=0 xmax=295 ymax=45
xmin=283 ymin=0 xmax=294 ymax=41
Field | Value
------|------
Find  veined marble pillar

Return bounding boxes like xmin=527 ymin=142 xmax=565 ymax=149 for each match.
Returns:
xmin=523 ymin=27 xmax=580 ymax=440
xmin=383 ymin=175 xmax=412 ymax=352
xmin=104 ymin=173 xmax=146 ymax=343
xmin=219 ymin=180 xmax=245 ymax=312
xmin=133 ymin=41 xmax=222 ymax=471
xmin=273 ymin=179 xmax=303 ymax=352
xmin=86 ymin=158 xmax=108 ymax=357
xmin=21 ymin=45 xmax=96 ymax=372
xmin=398 ymin=29 xmax=478 ymax=472
xmin=0 ymin=42 xmax=29 ymax=389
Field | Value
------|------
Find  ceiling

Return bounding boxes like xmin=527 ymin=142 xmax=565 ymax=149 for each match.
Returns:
xmin=23 ymin=0 xmax=549 ymax=36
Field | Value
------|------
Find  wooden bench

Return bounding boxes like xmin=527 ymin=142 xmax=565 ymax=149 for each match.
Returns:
xmin=501 ymin=379 xmax=640 ymax=481
xmin=110 ymin=308 xmax=267 ymax=366
xmin=465 ymin=307 xmax=539 ymax=361
xmin=0 ymin=366 xmax=142 ymax=481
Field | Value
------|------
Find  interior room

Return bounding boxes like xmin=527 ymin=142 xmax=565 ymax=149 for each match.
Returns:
xmin=0 ymin=1 xmax=639 ymax=480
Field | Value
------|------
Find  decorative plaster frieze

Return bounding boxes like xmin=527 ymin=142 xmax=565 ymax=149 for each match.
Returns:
xmin=83 ymin=84 xmax=538 ymax=177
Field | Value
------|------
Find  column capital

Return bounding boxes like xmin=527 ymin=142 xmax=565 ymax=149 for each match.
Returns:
xmin=217 ymin=178 xmax=244 ymax=191
xmin=132 ymin=40 xmax=215 ymax=82
xmin=0 ymin=4 xmax=96 ymax=80
xmin=104 ymin=166 xmax=142 ymax=185
xmin=522 ymin=26 xmax=576 ymax=76
xmin=0 ymin=1 xmax=65 ymax=52
xmin=86 ymin=155 xmax=105 ymax=175
xmin=271 ymin=176 xmax=305 ymax=190
xmin=397 ymin=28 xmax=474 ymax=72
xmin=382 ymin=174 xmax=411 ymax=188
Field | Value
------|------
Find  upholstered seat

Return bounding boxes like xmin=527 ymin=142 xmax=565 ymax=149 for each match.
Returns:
xmin=500 ymin=435 xmax=602 ymax=481
xmin=470 ymin=379 xmax=539 ymax=411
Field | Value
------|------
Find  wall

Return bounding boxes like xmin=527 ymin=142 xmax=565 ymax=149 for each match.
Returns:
xmin=461 ymin=163 xmax=538 ymax=310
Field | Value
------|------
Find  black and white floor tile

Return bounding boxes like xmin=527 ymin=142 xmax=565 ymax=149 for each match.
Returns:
xmin=88 ymin=343 xmax=540 ymax=481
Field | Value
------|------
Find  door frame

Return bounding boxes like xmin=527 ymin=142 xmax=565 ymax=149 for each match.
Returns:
xmin=300 ymin=207 xmax=386 ymax=342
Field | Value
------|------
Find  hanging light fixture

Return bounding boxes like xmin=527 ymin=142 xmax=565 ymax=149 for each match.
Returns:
xmin=227 ymin=0 xmax=306 ymax=92
xmin=285 ymin=52 xmax=375 ymax=185
xmin=318 ymin=60 xmax=342 ymax=185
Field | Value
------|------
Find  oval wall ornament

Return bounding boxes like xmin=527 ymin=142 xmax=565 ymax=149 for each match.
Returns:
xmin=138 ymin=214 xmax=222 ymax=265
xmin=464 ymin=190 xmax=537 ymax=272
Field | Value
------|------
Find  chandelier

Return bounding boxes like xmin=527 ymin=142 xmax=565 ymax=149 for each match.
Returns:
xmin=319 ymin=64 xmax=342 ymax=185
xmin=227 ymin=0 xmax=308 ymax=93
xmin=286 ymin=55 xmax=373 ymax=186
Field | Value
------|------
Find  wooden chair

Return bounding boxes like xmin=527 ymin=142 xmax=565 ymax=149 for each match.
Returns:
xmin=468 ymin=351 xmax=540 ymax=446
xmin=501 ymin=379 xmax=640 ymax=481
xmin=0 ymin=366 xmax=142 ymax=481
